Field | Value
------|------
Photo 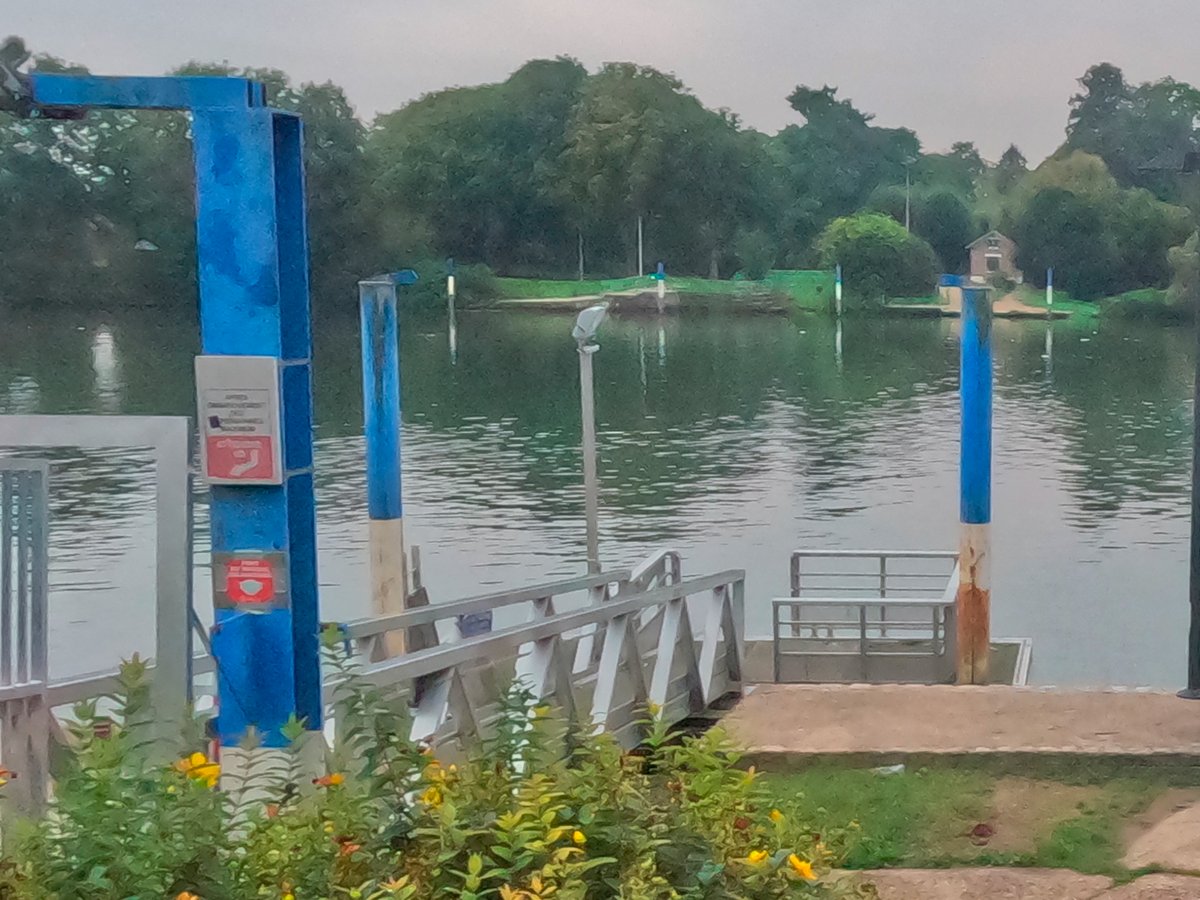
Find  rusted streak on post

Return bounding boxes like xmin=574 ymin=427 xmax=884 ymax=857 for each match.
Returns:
xmin=956 ymin=525 xmax=990 ymax=684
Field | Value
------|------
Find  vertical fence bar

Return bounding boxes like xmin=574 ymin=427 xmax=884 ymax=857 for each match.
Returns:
xmin=958 ymin=286 xmax=993 ymax=684
xmin=29 ymin=467 xmax=47 ymax=687
xmin=15 ymin=474 xmax=28 ymax=684
xmin=1 ymin=474 xmax=10 ymax=687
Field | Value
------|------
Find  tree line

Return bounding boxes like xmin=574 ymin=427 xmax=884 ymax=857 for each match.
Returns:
xmin=3 ymin=46 xmax=1200 ymax=310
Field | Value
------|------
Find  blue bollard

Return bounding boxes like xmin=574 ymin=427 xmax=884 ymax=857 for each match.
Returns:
xmin=958 ymin=286 xmax=993 ymax=683
xmin=359 ymin=272 xmax=417 ymax=654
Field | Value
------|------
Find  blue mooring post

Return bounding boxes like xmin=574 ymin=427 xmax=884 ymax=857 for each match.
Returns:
xmin=359 ymin=271 xmax=417 ymax=655
xmin=958 ymin=285 xmax=993 ymax=683
xmin=24 ymin=72 xmax=323 ymax=748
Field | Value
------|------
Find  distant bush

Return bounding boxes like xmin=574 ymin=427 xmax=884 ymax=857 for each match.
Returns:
xmin=394 ymin=259 xmax=499 ymax=310
xmin=817 ymin=213 xmax=937 ymax=306
xmin=734 ymin=228 xmax=778 ymax=280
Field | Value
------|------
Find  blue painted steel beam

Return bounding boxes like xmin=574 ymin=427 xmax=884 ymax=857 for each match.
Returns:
xmin=193 ymin=106 xmax=321 ymax=745
xmin=29 ymin=74 xmax=262 ymax=110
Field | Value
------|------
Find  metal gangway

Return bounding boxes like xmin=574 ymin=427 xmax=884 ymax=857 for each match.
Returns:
xmin=1 ymin=479 xmax=745 ymax=815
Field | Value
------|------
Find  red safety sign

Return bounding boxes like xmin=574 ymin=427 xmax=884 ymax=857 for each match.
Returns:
xmin=195 ymin=356 xmax=284 ymax=486
xmin=205 ymin=435 xmax=276 ymax=482
xmin=225 ymin=558 xmax=276 ymax=605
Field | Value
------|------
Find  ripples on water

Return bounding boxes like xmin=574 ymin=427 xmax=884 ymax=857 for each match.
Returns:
xmin=0 ymin=308 xmax=1193 ymax=687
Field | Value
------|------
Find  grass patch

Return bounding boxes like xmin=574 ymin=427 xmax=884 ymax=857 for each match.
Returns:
xmin=764 ymin=764 xmax=1173 ymax=876
xmin=494 ymin=270 xmax=835 ymax=311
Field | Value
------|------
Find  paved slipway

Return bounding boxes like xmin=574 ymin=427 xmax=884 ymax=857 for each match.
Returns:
xmin=726 ymin=685 xmax=1200 ymax=898
xmin=857 ymin=870 xmax=1200 ymax=899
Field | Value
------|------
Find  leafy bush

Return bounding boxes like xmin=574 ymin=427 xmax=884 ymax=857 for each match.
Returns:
xmin=816 ymin=213 xmax=937 ymax=307
xmin=0 ymin=642 xmax=869 ymax=899
xmin=734 ymin=229 xmax=778 ymax=281
xmin=382 ymin=259 xmax=499 ymax=312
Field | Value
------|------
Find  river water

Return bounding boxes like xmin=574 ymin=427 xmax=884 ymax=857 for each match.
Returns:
xmin=0 ymin=305 xmax=1192 ymax=688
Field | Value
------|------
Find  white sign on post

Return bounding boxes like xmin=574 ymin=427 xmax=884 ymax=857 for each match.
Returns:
xmin=195 ymin=355 xmax=284 ymax=486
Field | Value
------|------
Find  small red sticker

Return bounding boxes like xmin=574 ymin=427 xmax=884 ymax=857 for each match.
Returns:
xmin=206 ymin=435 xmax=275 ymax=482
xmin=226 ymin=558 xmax=276 ymax=605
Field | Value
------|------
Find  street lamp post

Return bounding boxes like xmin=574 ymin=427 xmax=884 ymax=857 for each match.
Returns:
xmin=573 ymin=305 xmax=608 ymax=574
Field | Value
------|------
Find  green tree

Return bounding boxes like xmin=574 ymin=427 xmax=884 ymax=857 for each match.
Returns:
xmin=1013 ymin=187 xmax=1120 ymax=299
xmin=995 ymin=144 xmax=1028 ymax=193
xmin=770 ymin=85 xmax=920 ymax=263
xmin=916 ymin=191 xmax=974 ymax=273
xmin=817 ymin=212 xmax=937 ymax=303
xmin=370 ymin=57 xmax=587 ymax=275
xmin=1067 ymin=63 xmax=1135 ymax=181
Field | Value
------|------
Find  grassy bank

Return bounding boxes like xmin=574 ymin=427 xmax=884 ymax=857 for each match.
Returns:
xmin=765 ymin=763 xmax=1192 ymax=878
xmin=495 ymin=269 xmax=836 ymax=311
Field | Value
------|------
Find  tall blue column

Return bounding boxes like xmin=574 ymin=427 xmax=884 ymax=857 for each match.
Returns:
xmin=958 ymin=286 xmax=992 ymax=684
xmin=194 ymin=108 xmax=321 ymax=744
xmin=23 ymin=72 xmax=324 ymax=747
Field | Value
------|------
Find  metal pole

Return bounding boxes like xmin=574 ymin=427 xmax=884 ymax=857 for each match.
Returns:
xmin=579 ymin=345 xmax=601 ymax=574
xmin=835 ymin=263 xmax=843 ymax=318
xmin=957 ymin=285 xmax=992 ymax=684
xmin=1046 ymin=267 xmax=1054 ymax=317
xmin=905 ymin=166 xmax=912 ymax=232
xmin=637 ymin=215 xmax=644 ymax=276
xmin=360 ymin=274 xmax=410 ymax=656
xmin=1182 ymin=294 xmax=1200 ymax=698
xmin=447 ymin=271 xmax=458 ymax=364
xmin=578 ymin=229 xmax=585 ymax=282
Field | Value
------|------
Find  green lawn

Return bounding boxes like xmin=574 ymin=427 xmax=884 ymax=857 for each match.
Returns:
xmin=764 ymin=764 xmax=1186 ymax=878
xmin=495 ymin=270 xmax=836 ymax=311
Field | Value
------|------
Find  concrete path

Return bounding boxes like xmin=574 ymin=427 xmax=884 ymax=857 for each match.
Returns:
xmin=857 ymin=870 xmax=1200 ymax=899
xmin=1125 ymin=800 xmax=1200 ymax=872
xmin=725 ymin=684 xmax=1200 ymax=760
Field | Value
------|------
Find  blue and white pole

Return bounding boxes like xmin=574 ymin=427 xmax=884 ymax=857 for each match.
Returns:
xmin=446 ymin=257 xmax=458 ymax=364
xmin=1046 ymin=267 xmax=1054 ymax=315
xmin=958 ymin=286 xmax=993 ymax=683
xmin=655 ymin=261 xmax=666 ymax=304
xmin=835 ymin=264 xmax=844 ymax=318
xmin=360 ymin=271 xmax=418 ymax=654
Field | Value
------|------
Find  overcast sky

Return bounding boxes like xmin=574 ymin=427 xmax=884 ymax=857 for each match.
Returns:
xmin=9 ymin=0 xmax=1200 ymax=163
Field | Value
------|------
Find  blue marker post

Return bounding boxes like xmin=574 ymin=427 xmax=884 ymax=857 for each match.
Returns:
xmin=446 ymin=257 xmax=458 ymax=364
xmin=958 ymin=285 xmax=993 ymax=683
xmin=360 ymin=271 xmax=417 ymax=655
xmin=21 ymin=69 xmax=322 ymax=748
xmin=835 ymin=264 xmax=844 ymax=318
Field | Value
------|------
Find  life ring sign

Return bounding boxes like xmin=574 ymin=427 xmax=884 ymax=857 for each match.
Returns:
xmin=213 ymin=551 xmax=290 ymax=611
xmin=195 ymin=355 xmax=284 ymax=486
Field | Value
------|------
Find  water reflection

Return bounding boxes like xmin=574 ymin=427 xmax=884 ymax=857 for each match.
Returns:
xmin=0 ymin=305 xmax=1194 ymax=687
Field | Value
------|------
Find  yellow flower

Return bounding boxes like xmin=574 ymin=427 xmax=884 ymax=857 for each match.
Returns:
xmin=174 ymin=752 xmax=220 ymax=788
xmin=769 ymin=809 xmax=784 ymax=824
xmin=787 ymin=854 xmax=816 ymax=880
xmin=646 ymin=701 xmax=661 ymax=717
xmin=532 ymin=705 xmax=552 ymax=719
xmin=421 ymin=785 xmax=443 ymax=807
xmin=572 ymin=830 xmax=587 ymax=845
xmin=0 ymin=767 xmax=14 ymax=788
xmin=176 ymin=893 xmax=201 ymax=900
xmin=313 ymin=772 xmax=344 ymax=787
xmin=746 ymin=849 xmax=769 ymax=864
